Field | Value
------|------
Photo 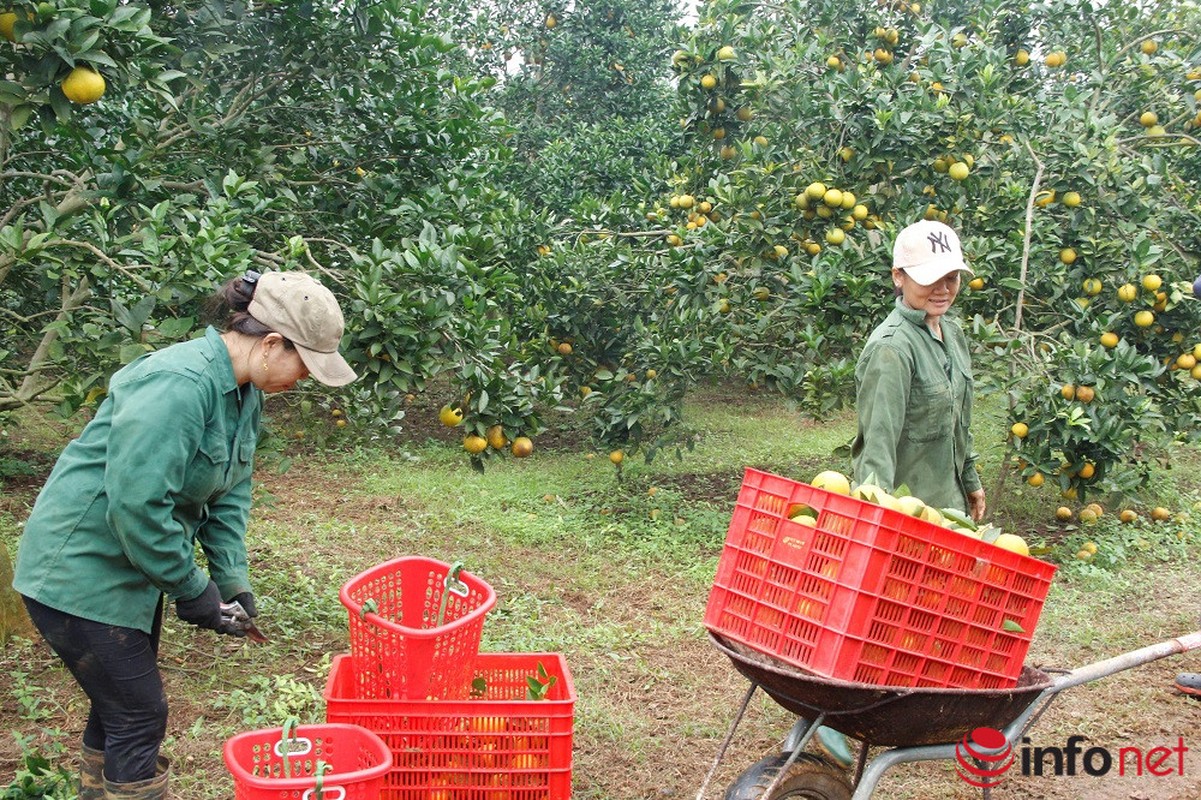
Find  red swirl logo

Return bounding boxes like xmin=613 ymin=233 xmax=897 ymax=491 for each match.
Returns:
xmin=955 ymin=727 xmax=1014 ymax=788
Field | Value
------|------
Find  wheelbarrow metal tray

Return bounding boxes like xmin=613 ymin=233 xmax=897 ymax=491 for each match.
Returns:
xmin=712 ymin=632 xmax=1053 ymax=747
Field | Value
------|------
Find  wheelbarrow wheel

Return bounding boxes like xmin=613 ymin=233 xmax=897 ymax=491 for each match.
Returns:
xmin=724 ymin=752 xmax=853 ymax=800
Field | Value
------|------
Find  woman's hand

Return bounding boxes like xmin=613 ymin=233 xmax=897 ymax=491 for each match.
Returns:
xmin=968 ymin=488 xmax=987 ymax=522
xmin=175 ymin=580 xmax=224 ymax=630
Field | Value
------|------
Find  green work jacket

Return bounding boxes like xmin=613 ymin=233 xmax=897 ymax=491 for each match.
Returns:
xmin=851 ymin=299 xmax=982 ymax=513
xmin=14 ymin=326 xmax=260 ymax=633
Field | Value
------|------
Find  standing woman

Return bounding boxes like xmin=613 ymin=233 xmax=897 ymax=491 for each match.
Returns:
xmin=851 ymin=219 xmax=986 ymax=522
xmin=13 ymin=271 xmax=356 ymax=799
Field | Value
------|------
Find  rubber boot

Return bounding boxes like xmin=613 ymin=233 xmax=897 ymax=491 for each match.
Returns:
xmin=814 ymin=725 xmax=855 ymax=768
xmin=1175 ymin=672 xmax=1201 ymax=698
xmin=103 ymin=756 xmax=169 ymax=800
xmin=78 ymin=744 xmax=106 ymax=800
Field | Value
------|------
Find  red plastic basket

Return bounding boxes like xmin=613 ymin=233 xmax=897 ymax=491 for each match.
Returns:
xmin=704 ymin=468 xmax=1058 ymax=689
xmin=324 ymin=652 xmax=575 ymax=800
xmin=339 ymin=556 xmax=497 ymax=700
xmin=224 ymin=722 xmax=392 ymax=800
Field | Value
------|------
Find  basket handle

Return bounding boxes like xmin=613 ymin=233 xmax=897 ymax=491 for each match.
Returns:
xmin=436 ymin=560 xmax=469 ymax=627
xmin=277 ymin=717 xmax=307 ymax=778
xmin=303 ymin=789 xmax=344 ymax=800
xmin=302 ymin=761 xmax=337 ymax=800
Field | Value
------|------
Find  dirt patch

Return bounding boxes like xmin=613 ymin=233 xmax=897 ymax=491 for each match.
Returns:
xmin=4 ymin=433 xmax=1201 ymax=799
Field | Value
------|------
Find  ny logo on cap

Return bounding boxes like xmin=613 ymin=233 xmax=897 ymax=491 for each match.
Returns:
xmin=928 ymin=230 xmax=953 ymax=254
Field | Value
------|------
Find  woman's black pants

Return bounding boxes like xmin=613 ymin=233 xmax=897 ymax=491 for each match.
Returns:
xmin=22 ymin=595 xmax=168 ymax=783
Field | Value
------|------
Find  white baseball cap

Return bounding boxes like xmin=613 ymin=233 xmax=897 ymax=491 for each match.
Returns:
xmin=892 ymin=219 xmax=974 ymax=286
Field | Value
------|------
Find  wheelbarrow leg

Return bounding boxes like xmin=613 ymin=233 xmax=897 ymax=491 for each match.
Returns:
xmin=695 ymin=683 xmax=758 ymax=800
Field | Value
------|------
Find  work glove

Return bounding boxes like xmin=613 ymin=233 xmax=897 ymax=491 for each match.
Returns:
xmin=229 ymin=591 xmax=257 ymax=618
xmin=175 ymin=580 xmax=225 ymax=631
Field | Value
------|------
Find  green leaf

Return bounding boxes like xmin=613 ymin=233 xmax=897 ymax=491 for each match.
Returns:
xmin=1002 ymin=619 xmax=1025 ymax=634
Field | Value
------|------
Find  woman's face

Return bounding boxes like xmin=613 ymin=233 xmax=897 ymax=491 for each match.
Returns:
xmin=256 ymin=334 xmax=310 ymax=393
xmin=893 ymin=268 xmax=962 ymax=320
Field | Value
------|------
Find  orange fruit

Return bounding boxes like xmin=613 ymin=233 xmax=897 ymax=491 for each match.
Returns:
xmin=463 ymin=435 xmax=487 ymax=454
xmin=1010 ymin=422 xmax=1029 ymax=438
xmin=1060 ymin=384 xmax=1076 ymax=401
xmin=811 ymin=470 xmax=852 ymax=495
xmin=486 ymin=424 xmax=508 ymax=450
xmin=61 ymin=66 xmax=107 ymax=104
xmin=439 ymin=404 xmax=464 ymax=427
xmin=1151 ymin=507 xmax=1172 ymax=522
xmin=609 ymin=450 xmax=624 ymax=465
xmin=1026 ymin=472 xmax=1045 ymax=488
xmin=1075 ymin=385 xmax=1096 ymax=403
xmin=511 ymin=436 xmax=534 ymax=458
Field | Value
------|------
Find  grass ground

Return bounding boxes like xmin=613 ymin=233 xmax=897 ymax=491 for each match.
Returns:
xmin=2 ymin=384 xmax=1200 ymax=799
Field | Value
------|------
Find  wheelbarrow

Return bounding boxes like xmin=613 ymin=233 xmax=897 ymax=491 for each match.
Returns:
xmin=696 ymin=630 xmax=1201 ymax=799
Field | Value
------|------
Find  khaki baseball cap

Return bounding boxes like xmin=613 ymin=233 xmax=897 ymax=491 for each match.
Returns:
xmin=892 ymin=219 xmax=974 ymax=286
xmin=248 ymin=272 xmax=357 ymax=387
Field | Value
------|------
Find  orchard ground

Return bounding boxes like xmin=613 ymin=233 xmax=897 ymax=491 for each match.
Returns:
xmin=2 ymin=384 xmax=1201 ymax=799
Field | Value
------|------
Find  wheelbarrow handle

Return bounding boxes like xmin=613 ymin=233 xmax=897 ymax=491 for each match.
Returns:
xmin=1050 ymin=630 xmax=1201 ymax=692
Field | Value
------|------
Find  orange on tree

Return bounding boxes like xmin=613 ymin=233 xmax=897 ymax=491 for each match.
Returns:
xmin=510 ymin=436 xmax=534 ymax=458
xmin=439 ymin=404 xmax=464 ymax=427
xmin=1075 ymin=385 xmax=1096 ymax=403
xmin=486 ymin=424 xmax=508 ymax=450
xmin=1060 ymin=383 xmax=1076 ymax=400
xmin=61 ymin=66 xmax=107 ymax=104
xmin=1134 ymin=309 xmax=1155 ymax=328
xmin=1010 ymin=422 xmax=1029 ymax=438
xmin=0 ymin=10 xmax=20 ymax=41
xmin=1062 ymin=191 xmax=1082 ymax=208
xmin=557 ymin=341 xmax=573 ymax=355
xmin=1060 ymin=247 xmax=1077 ymax=265
xmin=463 ymin=434 xmax=487 ymax=454
xmin=1139 ymin=111 xmax=1158 ymax=127
xmin=1026 ymin=472 xmax=1045 ymax=487
xmin=1100 ymin=331 xmax=1119 ymax=348
xmin=1117 ymin=283 xmax=1138 ymax=302
xmin=1142 ymin=273 xmax=1163 ymax=291
xmin=609 ymin=450 xmax=624 ymax=465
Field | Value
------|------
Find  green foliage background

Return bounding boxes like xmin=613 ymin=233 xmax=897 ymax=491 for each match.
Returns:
xmin=1 ymin=0 xmax=1200 ymax=497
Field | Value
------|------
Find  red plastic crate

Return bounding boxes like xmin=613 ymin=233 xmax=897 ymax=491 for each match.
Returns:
xmin=224 ymin=722 xmax=392 ymax=800
xmin=704 ymin=468 xmax=1058 ymax=689
xmin=340 ymin=556 xmax=497 ymax=700
xmin=324 ymin=652 xmax=575 ymax=800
